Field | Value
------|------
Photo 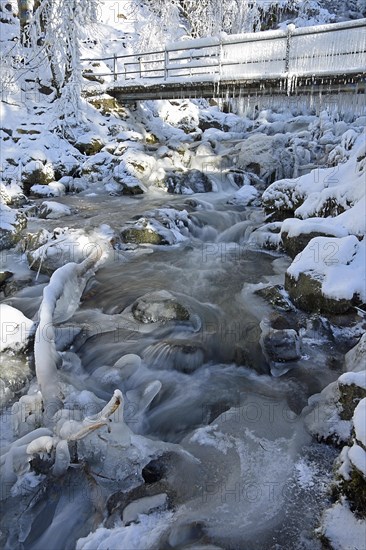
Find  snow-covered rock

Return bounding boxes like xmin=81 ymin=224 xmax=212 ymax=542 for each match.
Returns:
xmin=22 ymin=160 xmax=55 ymax=193
xmin=31 ymin=181 xmax=66 ymax=198
xmin=320 ymin=500 xmax=366 ymax=550
xmin=304 ymin=381 xmax=352 ymax=445
xmin=227 ymin=184 xmax=259 ymax=207
xmin=0 ymin=304 xmax=34 ymax=353
xmin=38 ymin=201 xmax=72 ymax=219
xmin=263 ymin=133 xmax=366 ymax=232
xmin=353 ymin=398 xmax=366 ymax=449
xmin=248 ymin=222 xmax=282 ymax=250
xmin=112 ymin=164 xmax=146 ymax=195
xmin=73 ymin=133 xmax=104 ymax=155
xmin=27 ymin=227 xmax=111 ymax=275
xmin=0 ymin=204 xmax=27 ymax=250
xmin=0 ymin=182 xmax=27 ymax=207
xmin=120 ymin=208 xmax=192 ymax=246
xmin=280 ymin=217 xmax=348 ymax=258
xmin=164 ymin=170 xmax=213 ymax=194
xmin=338 ymin=371 xmax=366 ymax=421
xmin=231 ymin=133 xmax=290 ymax=183
xmin=345 ymin=333 xmax=366 ymax=373
xmin=285 ymin=236 xmax=366 ymax=314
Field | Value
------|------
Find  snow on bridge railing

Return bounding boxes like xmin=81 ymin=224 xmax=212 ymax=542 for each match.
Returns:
xmin=81 ymin=18 xmax=366 ymax=87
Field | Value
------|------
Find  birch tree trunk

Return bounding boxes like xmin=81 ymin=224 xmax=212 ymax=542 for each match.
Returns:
xmin=18 ymin=0 xmax=33 ymax=44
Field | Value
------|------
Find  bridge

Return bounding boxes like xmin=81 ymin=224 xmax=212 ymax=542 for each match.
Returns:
xmin=82 ymin=19 xmax=366 ymax=102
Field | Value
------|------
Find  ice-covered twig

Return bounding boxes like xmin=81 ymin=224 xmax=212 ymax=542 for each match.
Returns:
xmin=62 ymin=390 xmax=123 ymax=442
xmin=35 ymin=249 xmax=103 ymax=421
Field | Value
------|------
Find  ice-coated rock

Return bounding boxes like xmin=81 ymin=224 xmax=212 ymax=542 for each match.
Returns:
xmin=132 ymin=290 xmax=190 ymax=324
xmin=261 ymin=327 xmax=302 ymax=363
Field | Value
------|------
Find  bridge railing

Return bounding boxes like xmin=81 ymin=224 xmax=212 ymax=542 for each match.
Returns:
xmin=81 ymin=18 xmax=366 ymax=85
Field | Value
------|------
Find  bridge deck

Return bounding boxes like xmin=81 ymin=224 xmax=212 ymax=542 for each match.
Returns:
xmin=106 ymin=74 xmax=365 ymax=102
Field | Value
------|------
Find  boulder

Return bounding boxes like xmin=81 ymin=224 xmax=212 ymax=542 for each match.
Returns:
xmin=112 ymin=165 xmax=146 ymax=195
xmin=345 ymin=333 xmax=366 ymax=373
xmin=338 ymin=371 xmax=366 ymax=421
xmin=0 ymin=271 xmax=13 ymax=289
xmin=254 ymin=285 xmax=295 ymax=312
xmin=280 ymin=218 xmax=348 ymax=258
xmin=30 ymin=181 xmax=66 ymax=198
xmin=120 ymin=208 xmax=192 ymax=246
xmin=74 ymin=134 xmax=104 ymax=156
xmin=38 ymin=201 xmax=71 ymax=219
xmin=285 ymin=236 xmax=366 ymax=314
xmin=121 ymin=224 xmax=167 ymax=245
xmin=261 ymin=328 xmax=302 ymax=363
xmin=165 ymin=170 xmax=213 ymax=194
xmin=248 ymin=222 xmax=282 ymax=251
xmin=132 ymin=291 xmax=190 ymax=324
xmin=21 ymin=160 xmax=54 ymax=194
xmin=0 ymin=204 xmax=27 ymax=250
xmin=282 ymin=230 xmax=340 ymax=259
xmin=0 ymin=182 xmax=27 ymax=207
xmin=0 ymin=355 xmax=32 ymax=407
xmin=227 ymin=184 xmax=259 ymax=207
xmin=0 ymin=304 xmax=34 ymax=353
xmin=285 ymin=271 xmax=355 ymax=314
xmin=332 ymin=398 xmax=366 ymax=519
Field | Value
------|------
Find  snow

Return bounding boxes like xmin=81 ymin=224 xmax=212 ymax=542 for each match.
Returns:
xmin=345 ymin=333 xmax=366 ymax=373
xmin=0 ymin=304 xmax=33 ymax=353
xmin=281 ymin=217 xmax=348 ymax=238
xmin=294 ymin=458 xmax=315 ymax=489
xmin=305 ymin=381 xmax=353 ymax=443
xmin=26 ymin=435 xmax=54 ymax=455
xmin=28 ymin=227 xmax=110 ymax=271
xmin=189 ymin=424 xmax=235 ymax=454
xmin=348 ymin=442 xmax=366 ymax=475
xmin=353 ymin=398 xmax=366 ymax=447
xmin=263 ymin=133 xmax=366 ymax=236
xmin=76 ymin=511 xmax=174 ymax=550
xmin=31 ymin=182 xmax=66 ymax=197
xmin=287 ymin=236 xmax=366 ymax=302
xmin=321 ymin=499 xmax=366 ymax=550
xmin=0 ymin=204 xmax=18 ymax=232
xmin=39 ymin=201 xmax=72 ymax=219
xmin=122 ymin=493 xmax=168 ymax=525
xmin=339 ymin=371 xmax=366 ymax=390
xmin=227 ymin=184 xmax=259 ymax=206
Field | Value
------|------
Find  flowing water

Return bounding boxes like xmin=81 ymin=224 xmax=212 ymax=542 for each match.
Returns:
xmin=1 ymin=161 xmax=344 ymax=549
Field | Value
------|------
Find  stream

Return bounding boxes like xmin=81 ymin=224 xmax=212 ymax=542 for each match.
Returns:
xmin=1 ymin=149 xmax=345 ymax=549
